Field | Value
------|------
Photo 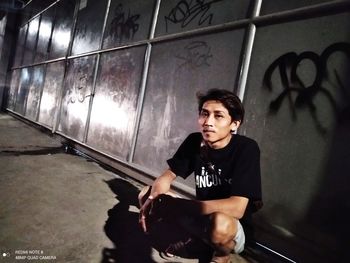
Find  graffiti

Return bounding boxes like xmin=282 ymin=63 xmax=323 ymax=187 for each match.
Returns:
xmin=165 ymin=0 xmax=223 ymax=32
xmin=109 ymin=4 xmax=140 ymax=42
xmin=175 ymin=41 xmax=212 ymax=69
xmin=263 ymin=42 xmax=350 ymax=135
xmin=69 ymin=74 xmax=91 ymax=104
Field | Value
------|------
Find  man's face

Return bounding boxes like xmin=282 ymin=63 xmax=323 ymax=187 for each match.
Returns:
xmin=198 ymin=100 xmax=240 ymax=149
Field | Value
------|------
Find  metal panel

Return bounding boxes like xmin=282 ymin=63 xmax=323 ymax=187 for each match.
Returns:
xmin=26 ymin=0 xmax=56 ymax=17
xmin=13 ymin=25 xmax=27 ymax=67
xmin=7 ymin=70 xmax=21 ymax=110
xmin=102 ymin=0 xmax=155 ymax=49
xmin=87 ymin=46 xmax=146 ymax=160
xmin=133 ymin=29 xmax=245 ymax=175
xmin=15 ymin=67 xmax=32 ymax=115
xmin=0 ymin=15 xmax=6 ymax=61
xmin=38 ymin=61 xmax=65 ymax=128
xmin=49 ymin=0 xmax=76 ymax=59
xmin=243 ymin=13 xmax=350 ymax=262
xmin=58 ymin=55 xmax=97 ymax=142
xmin=34 ymin=7 xmax=55 ymax=63
xmin=71 ymin=0 xmax=109 ymax=55
xmin=25 ymin=65 xmax=45 ymax=121
xmin=155 ymin=0 xmax=251 ymax=36
xmin=22 ymin=16 xmax=40 ymax=66
xmin=260 ymin=0 xmax=335 ymax=15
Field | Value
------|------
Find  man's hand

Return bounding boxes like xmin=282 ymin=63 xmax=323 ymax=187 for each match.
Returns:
xmin=149 ymin=194 xmax=176 ymax=219
xmin=139 ymin=196 xmax=154 ymax=233
xmin=151 ymin=194 xmax=202 ymax=218
xmin=139 ymin=194 xmax=202 ymax=233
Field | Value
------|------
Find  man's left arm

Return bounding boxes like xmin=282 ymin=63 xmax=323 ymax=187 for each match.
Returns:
xmin=199 ymin=196 xmax=249 ymax=219
xmin=151 ymin=195 xmax=248 ymax=220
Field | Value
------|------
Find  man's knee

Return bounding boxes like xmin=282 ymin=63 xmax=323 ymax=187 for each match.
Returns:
xmin=208 ymin=212 xmax=237 ymax=244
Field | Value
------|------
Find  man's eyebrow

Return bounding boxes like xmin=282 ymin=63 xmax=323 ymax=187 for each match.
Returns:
xmin=213 ymin=110 xmax=226 ymax=114
xmin=200 ymin=108 xmax=227 ymax=114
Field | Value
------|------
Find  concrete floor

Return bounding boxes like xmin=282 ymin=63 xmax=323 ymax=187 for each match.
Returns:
xmin=0 ymin=112 xmax=254 ymax=263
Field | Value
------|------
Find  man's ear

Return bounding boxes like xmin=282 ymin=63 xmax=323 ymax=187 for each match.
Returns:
xmin=230 ymin=120 xmax=241 ymax=132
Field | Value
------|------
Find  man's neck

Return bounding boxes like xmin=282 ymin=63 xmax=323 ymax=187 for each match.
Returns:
xmin=207 ymin=134 xmax=233 ymax=149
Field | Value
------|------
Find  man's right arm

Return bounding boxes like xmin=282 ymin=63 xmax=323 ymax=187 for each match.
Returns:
xmin=149 ymin=169 xmax=177 ymax=199
xmin=139 ymin=168 xmax=176 ymax=232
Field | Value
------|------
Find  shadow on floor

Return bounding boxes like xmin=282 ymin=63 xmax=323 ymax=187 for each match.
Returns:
xmin=101 ymin=178 xmax=213 ymax=263
xmin=102 ymin=178 xmax=155 ymax=263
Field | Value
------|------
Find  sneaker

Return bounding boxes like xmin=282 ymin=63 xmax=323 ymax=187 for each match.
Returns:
xmin=210 ymin=253 xmax=231 ymax=263
xmin=159 ymin=237 xmax=192 ymax=259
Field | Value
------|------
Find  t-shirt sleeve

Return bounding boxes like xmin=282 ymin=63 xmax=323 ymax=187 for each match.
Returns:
xmin=167 ymin=133 xmax=200 ymax=179
xmin=230 ymin=140 xmax=262 ymax=203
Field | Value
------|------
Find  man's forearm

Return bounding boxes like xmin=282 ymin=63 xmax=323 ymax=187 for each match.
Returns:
xmin=150 ymin=169 xmax=176 ymax=198
xmin=200 ymin=196 xmax=249 ymax=219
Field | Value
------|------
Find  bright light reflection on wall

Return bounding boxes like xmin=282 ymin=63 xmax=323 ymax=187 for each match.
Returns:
xmin=22 ymin=68 xmax=30 ymax=81
xmin=68 ymin=99 xmax=89 ymax=123
xmin=28 ymin=17 xmax=39 ymax=35
xmin=40 ymin=91 xmax=55 ymax=112
xmin=39 ymin=20 xmax=52 ymax=39
xmin=91 ymin=96 xmax=129 ymax=132
xmin=53 ymin=28 xmax=71 ymax=48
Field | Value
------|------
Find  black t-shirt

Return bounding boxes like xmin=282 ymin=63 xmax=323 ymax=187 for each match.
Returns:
xmin=167 ymin=132 xmax=262 ymax=210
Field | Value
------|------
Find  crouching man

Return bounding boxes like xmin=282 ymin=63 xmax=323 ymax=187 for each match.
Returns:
xmin=139 ymin=89 xmax=262 ymax=263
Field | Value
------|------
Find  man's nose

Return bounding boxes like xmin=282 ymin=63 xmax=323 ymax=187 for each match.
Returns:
xmin=204 ymin=115 xmax=214 ymax=126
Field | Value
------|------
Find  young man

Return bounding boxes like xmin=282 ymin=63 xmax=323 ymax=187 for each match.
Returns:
xmin=139 ymin=89 xmax=262 ymax=263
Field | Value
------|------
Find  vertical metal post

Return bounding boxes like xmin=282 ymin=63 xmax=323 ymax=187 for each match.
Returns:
xmin=83 ymin=0 xmax=112 ymax=143
xmin=149 ymin=0 xmax=162 ymax=39
xmin=128 ymin=43 xmax=152 ymax=163
xmin=236 ymin=0 xmax=262 ymax=102
xmin=52 ymin=0 xmax=80 ymax=133
xmin=128 ymin=0 xmax=162 ymax=163
xmin=82 ymin=54 xmax=100 ymax=143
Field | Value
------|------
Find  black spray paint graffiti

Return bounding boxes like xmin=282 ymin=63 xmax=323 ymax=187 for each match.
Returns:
xmin=109 ymin=4 xmax=140 ymax=42
xmin=165 ymin=0 xmax=223 ymax=32
xmin=175 ymin=41 xmax=213 ymax=69
xmin=263 ymin=42 xmax=350 ymax=135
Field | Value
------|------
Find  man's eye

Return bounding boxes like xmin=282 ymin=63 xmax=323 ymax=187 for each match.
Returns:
xmin=215 ymin=115 xmax=223 ymax=118
xmin=200 ymin=112 xmax=209 ymax=117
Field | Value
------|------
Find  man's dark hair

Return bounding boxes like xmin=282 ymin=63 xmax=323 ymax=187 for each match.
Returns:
xmin=197 ymin=89 xmax=245 ymax=124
